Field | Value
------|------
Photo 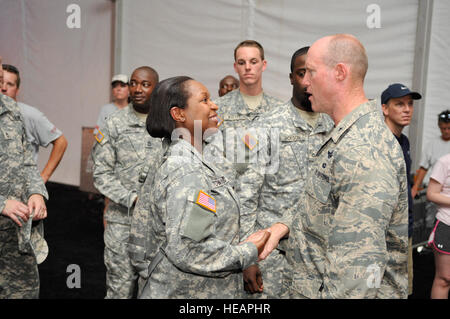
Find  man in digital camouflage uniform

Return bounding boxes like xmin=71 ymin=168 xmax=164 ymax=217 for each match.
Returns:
xmin=260 ymin=34 xmax=408 ymax=299
xmin=92 ymin=66 xmax=162 ymax=299
xmin=0 ymin=57 xmax=48 ymax=298
xmin=280 ymin=34 xmax=409 ymax=298
xmin=211 ymin=40 xmax=283 ymax=295
xmin=213 ymin=40 xmax=283 ymax=175
xmin=238 ymin=46 xmax=334 ymax=298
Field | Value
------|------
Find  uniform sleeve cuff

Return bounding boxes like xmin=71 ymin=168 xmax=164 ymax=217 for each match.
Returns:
xmin=238 ymin=241 xmax=259 ymax=270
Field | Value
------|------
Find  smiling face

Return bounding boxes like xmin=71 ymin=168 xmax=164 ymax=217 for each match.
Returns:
xmin=182 ymin=80 xmax=219 ymax=138
xmin=234 ymin=46 xmax=266 ymax=89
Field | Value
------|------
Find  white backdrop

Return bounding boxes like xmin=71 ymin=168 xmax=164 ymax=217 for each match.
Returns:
xmin=118 ymin=0 xmax=419 ymax=102
xmin=0 ymin=0 xmax=448 ymax=186
xmin=0 ymin=0 xmax=114 ymax=186
xmin=423 ymin=0 xmax=450 ymax=151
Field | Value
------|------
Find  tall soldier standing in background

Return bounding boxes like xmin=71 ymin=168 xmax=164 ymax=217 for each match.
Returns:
xmin=92 ymin=66 xmax=162 ymax=299
xmin=0 ymin=57 xmax=48 ymax=298
xmin=212 ymin=40 xmax=283 ymax=295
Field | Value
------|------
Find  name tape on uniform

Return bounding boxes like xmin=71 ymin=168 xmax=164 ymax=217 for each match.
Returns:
xmin=195 ymin=190 xmax=216 ymax=213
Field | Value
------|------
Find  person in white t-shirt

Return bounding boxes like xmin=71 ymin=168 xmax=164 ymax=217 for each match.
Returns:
xmin=426 ymin=153 xmax=450 ymax=299
xmin=1 ymin=63 xmax=68 ymax=183
xmin=412 ymin=110 xmax=450 ymax=198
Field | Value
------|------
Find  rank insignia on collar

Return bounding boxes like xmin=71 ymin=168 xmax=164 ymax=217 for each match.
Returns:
xmin=242 ymin=133 xmax=258 ymax=150
xmin=95 ymin=129 xmax=104 ymax=143
xmin=195 ymin=190 xmax=216 ymax=213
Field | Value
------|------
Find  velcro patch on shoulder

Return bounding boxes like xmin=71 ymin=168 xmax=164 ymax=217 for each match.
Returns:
xmin=195 ymin=190 xmax=216 ymax=213
xmin=95 ymin=129 xmax=105 ymax=143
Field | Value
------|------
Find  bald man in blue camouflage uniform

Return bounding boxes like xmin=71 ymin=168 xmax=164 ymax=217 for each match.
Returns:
xmin=269 ymin=34 xmax=408 ymax=298
xmin=92 ymin=66 xmax=162 ymax=299
xmin=0 ymin=58 xmax=48 ymax=298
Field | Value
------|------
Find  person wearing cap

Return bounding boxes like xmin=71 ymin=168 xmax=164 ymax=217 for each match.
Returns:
xmin=91 ymin=66 xmax=162 ymax=299
xmin=95 ymin=74 xmax=130 ymax=132
xmin=381 ymin=82 xmax=422 ymax=296
xmin=218 ymin=75 xmax=239 ymax=97
xmin=1 ymin=63 xmax=68 ymax=183
xmin=0 ymin=57 xmax=48 ymax=298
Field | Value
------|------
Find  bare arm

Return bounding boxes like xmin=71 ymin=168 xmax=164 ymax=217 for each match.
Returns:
xmin=412 ymin=167 xmax=427 ymax=198
xmin=41 ymin=134 xmax=68 ymax=183
xmin=426 ymin=178 xmax=450 ymax=207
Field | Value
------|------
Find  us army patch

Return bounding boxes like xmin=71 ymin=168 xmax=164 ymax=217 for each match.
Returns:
xmin=95 ymin=129 xmax=104 ymax=143
xmin=195 ymin=190 xmax=216 ymax=213
xmin=242 ymin=133 xmax=258 ymax=150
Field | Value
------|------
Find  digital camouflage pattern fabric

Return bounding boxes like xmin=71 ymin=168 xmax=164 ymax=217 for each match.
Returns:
xmin=139 ymin=138 xmax=258 ymax=299
xmin=282 ymin=100 xmax=409 ymax=299
xmin=213 ymin=89 xmax=283 ymax=176
xmin=92 ymin=105 xmax=162 ymax=298
xmin=0 ymin=94 xmax=48 ymax=299
xmin=239 ymin=100 xmax=334 ymax=298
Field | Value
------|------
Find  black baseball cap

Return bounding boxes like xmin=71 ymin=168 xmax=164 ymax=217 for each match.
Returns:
xmin=381 ymin=83 xmax=422 ymax=105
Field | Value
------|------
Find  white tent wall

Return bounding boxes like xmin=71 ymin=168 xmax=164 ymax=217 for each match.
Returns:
xmin=0 ymin=0 xmax=114 ymax=186
xmin=118 ymin=0 xmax=420 ymax=101
xmin=420 ymin=0 xmax=450 ymax=169
xmin=1 ymin=0 xmax=448 ymax=187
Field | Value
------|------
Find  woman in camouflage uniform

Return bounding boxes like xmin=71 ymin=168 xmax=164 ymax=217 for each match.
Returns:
xmin=138 ymin=76 xmax=268 ymax=298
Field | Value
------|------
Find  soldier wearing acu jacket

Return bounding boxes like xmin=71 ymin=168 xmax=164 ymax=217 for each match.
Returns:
xmin=92 ymin=66 xmax=162 ymax=299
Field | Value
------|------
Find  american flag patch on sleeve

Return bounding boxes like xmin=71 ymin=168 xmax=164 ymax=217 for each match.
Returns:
xmin=195 ymin=190 xmax=216 ymax=213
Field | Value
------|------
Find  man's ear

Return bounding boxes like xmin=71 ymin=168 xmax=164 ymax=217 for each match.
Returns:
xmin=335 ymin=63 xmax=347 ymax=81
xmin=289 ymin=72 xmax=294 ymax=85
xmin=170 ymin=106 xmax=185 ymax=123
xmin=381 ymin=103 xmax=389 ymax=117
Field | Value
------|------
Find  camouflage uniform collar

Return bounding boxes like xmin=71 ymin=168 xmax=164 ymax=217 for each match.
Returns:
xmin=330 ymin=99 xmax=377 ymax=143
xmin=235 ymin=90 xmax=269 ymax=116
xmin=170 ymin=138 xmax=206 ymax=163
xmin=287 ymin=99 xmax=334 ymax=134
xmin=128 ymin=104 xmax=147 ymax=126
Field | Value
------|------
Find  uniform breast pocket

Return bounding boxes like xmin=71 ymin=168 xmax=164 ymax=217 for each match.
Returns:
xmin=305 ymin=169 xmax=331 ymax=204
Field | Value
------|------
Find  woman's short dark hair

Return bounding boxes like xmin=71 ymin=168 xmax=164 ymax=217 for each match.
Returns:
xmin=146 ymin=76 xmax=193 ymax=139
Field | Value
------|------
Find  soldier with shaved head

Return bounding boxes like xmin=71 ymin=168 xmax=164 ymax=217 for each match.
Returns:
xmin=259 ymin=34 xmax=408 ymax=298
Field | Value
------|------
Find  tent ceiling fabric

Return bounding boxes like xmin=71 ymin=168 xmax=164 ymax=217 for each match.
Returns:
xmin=119 ymin=0 xmax=419 ymax=102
